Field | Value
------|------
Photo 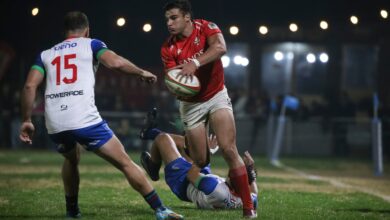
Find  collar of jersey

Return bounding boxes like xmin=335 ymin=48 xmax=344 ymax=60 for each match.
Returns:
xmin=65 ymin=36 xmax=81 ymax=41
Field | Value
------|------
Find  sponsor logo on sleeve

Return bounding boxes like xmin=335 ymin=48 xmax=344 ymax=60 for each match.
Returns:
xmin=208 ymin=22 xmax=218 ymax=30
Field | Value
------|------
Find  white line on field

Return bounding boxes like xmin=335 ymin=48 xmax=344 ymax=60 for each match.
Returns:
xmin=273 ymin=161 xmax=390 ymax=203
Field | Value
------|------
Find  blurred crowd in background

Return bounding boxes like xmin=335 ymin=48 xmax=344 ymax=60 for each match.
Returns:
xmin=1 ymin=66 xmax=389 ymax=159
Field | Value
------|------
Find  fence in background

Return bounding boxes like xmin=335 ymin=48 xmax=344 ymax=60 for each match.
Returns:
xmin=2 ymin=112 xmax=389 ymax=160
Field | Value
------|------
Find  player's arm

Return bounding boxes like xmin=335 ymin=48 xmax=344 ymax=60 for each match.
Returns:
xmin=197 ymin=33 xmax=226 ymax=67
xmin=20 ymin=68 xmax=44 ymax=144
xmin=187 ymin=164 xmax=218 ymax=195
xmin=161 ymin=44 xmax=177 ymax=73
xmin=178 ymin=33 xmax=226 ymax=76
xmin=243 ymin=151 xmax=258 ymax=195
xmin=98 ymin=50 xmax=156 ymax=83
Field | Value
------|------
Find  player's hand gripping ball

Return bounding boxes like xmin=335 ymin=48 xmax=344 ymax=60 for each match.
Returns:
xmin=164 ymin=69 xmax=201 ymax=97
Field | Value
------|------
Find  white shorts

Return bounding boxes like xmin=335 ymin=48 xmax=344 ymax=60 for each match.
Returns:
xmin=179 ymin=87 xmax=233 ymax=130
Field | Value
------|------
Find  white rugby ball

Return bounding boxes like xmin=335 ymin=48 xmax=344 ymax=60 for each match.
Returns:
xmin=164 ymin=69 xmax=201 ymax=97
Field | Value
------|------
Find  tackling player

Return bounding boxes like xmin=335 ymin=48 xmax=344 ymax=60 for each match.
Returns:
xmin=139 ymin=109 xmax=258 ymax=210
xmin=160 ymin=0 xmax=256 ymax=217
xmin=142 ymin=137 xmax=258 ymax=210
xmin=19 ymin=11 xmax=183 ymax=220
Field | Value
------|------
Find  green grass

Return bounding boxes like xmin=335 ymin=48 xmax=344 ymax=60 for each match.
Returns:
xmin=0 ymin=150 xmax=390 ymax=219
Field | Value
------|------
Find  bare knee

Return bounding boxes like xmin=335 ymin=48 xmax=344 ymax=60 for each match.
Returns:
xmin=63 ymin=149 xmax=80 ymax=166
xmin=65 ymin=158 xmax=79 ymax=167
xmin=154 ymin=132 xmax=169 ymax=145
xmin=193 ymin=157 xmax=209 ymax=168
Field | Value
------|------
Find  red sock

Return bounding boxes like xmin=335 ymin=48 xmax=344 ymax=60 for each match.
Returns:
xmin=229 ymin=166 xmax=254 ymax=210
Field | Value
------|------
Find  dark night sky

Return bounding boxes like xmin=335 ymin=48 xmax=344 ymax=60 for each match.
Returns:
xmin=1 ymin=0 xmax=389 ymax=69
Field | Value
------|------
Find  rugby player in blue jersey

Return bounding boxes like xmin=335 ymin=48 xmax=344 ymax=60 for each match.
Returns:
xmin=19 ymin=11 xmax=183 ymax=220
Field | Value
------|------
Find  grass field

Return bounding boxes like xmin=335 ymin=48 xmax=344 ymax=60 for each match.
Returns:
xmin=0 ymin=150 xmax=390 ymax=220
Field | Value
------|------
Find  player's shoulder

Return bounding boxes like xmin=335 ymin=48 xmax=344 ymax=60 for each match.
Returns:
xmin=194 ymin=19 xmax=218 ymax=29
xmin=162 ymin=35 xmax=175 ymax=48
xmin=161 ymin=36 xmax=176 ymax=55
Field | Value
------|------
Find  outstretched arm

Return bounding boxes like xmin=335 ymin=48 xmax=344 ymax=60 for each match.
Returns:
xmin=99 ymin=50 xmax=157 ymax=84
xmin=20 ymin=69 xmax=44 ymax=144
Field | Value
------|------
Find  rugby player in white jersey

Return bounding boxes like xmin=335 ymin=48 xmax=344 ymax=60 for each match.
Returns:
xmin=139 ymin=109 xmax=258 ymax=210
xmin=19 ymin=11 xmax=183 ymax=220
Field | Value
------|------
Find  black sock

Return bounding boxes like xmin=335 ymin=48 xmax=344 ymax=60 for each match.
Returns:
xmin=65 ymin=195 xmax=79 ymax=213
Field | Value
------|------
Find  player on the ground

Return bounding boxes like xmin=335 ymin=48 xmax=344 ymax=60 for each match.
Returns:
xmin=19 ymin=11 xmax=183 ymax=220
xmin=139 ymin=109 xmax=258 ymax=210
xmin=160 ymin=0 xmax=256 ymax=217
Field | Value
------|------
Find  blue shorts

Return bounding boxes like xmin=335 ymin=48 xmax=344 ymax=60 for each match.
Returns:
xmin=165 ymin=157 xmax=211 ymax=202
xmin=49 ymin=120 xmax=114 ymax=153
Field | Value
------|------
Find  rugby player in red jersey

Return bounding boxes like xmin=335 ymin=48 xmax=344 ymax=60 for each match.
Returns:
xmin=160 ymin=0 xmax=256 ymax=217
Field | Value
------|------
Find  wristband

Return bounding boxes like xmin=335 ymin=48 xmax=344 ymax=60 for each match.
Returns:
xmin=194 ymin=175 xmax=205 ymax=189
xmin=192 ymin=59 xmax=201 ymax=69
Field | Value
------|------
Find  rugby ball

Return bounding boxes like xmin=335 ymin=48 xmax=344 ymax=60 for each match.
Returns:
xmin=164 ymin=69 xmax=201 ymax=97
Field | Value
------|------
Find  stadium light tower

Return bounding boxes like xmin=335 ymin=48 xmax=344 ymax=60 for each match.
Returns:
xmin=116 ymin=17 xmax=126 ymax=27
xmin=221 ymin=55 xmax=230 ymax=68
xmin=320 ymin=20 xmax=328 ymax=30
xmin=229 ymin=26 xmax=239 ymax=35
xmin=274 ymin=51 xmax=284 ymax=61
xmin=380 ymin=9 xmax=388 ymax=19
xmin=143 ymin=23 xmax=152 ymax=32
xmin=306 ymin=53 xmax=316 ymax=63
xmin=350 ymin=15 xmax=359 ymax=25
xmin=319 ymin=53 xmax=329 ymax=63
xmin=289 ymin=23 xmax=298 ymax=32
xmin=31 ymin=7 xmax=39 ymax=16
xmin=259 ymin=25 xmax=268 ymax=35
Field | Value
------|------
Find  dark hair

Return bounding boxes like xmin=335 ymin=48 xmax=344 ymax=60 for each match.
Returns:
xmin=63 ymin=11 xmax=89 ymax=32
xmin=164 ymin=0 xmax=193 ymax=19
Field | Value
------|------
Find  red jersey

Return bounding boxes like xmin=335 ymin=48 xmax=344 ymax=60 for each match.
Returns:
xmin=161 ymin=19 xmax=225 ymax=102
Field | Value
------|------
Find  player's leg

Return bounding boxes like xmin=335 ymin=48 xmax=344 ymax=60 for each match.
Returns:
xmin=210 ymin=109 xmax=242 ymax=168
xmin=179 ymin=99 xmax=211 ymax=168
xmin=95 ymin=135 xmax=154 ymax=193
xmin=94 ymin=135 xmax=183 ymax=219
xmin=154 ymin=133 xmax=183 ymax=164
xmin=49 ymin=131 xmax=81 ymax=219
xmin=185 ymin=124 xmax=210 ymax=167
xmin=210 ymin=109 xmax=256 ymax=218
xmin=61 ymin=144 xmax=81 ymax=218
xmin=141 ymin=132 xmax=186 ymax=180
xmin=74 ymin=120 xmax=182 ymax=219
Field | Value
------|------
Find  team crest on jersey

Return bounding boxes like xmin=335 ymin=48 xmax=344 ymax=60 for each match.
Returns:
xmin=177 ymin=48 xmax=182 ymax=55
xmin=208 ymin=22 xmax=218 ymax=30
xmin=194 ymin=37 xmax=200 ymax=46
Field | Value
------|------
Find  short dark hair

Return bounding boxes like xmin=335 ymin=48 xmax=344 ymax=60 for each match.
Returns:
xmin=63 ymin=11 xmax=89 ymax=32
xmin=164 ymin=0 xmax=193 ymax=19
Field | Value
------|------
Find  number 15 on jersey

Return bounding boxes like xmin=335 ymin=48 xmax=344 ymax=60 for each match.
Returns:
xmin=51 ymin=54 xmax=78 ymax=85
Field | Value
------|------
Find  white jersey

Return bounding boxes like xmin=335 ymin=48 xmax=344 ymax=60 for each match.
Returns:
xmin=186 ymin=174 xmax=242 ymax=209
xmin=32 ymin=37 xmax=108 ymax=134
